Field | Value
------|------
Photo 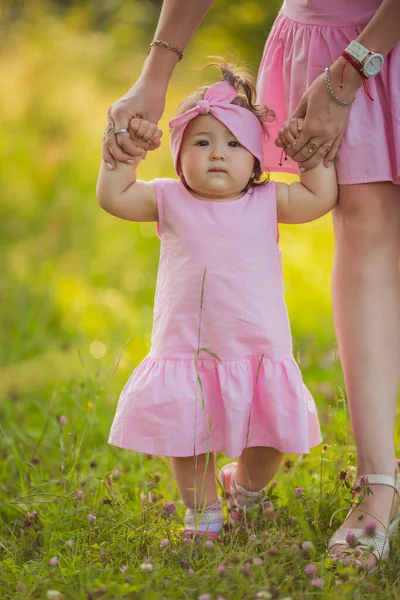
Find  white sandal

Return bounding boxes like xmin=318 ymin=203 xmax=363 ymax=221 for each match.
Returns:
xmin=183 ymin=497 xmax=224 ymax=538
xmin=219 ymin=462 xmax=266 ymax=525
xmin=328 ymin=472 xmax=400 ymax=567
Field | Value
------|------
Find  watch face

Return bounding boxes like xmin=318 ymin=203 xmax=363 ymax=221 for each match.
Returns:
xmin=364 ymin=54 xmax=384 ymax=77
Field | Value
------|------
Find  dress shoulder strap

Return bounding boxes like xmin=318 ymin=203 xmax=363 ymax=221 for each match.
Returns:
xmin=251 ymin=179 xmax=279 ymax=241
xmin=153 ymin=178 xmax=183 ymax=238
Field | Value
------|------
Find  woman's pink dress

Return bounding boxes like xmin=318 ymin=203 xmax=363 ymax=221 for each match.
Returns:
xmin=108 ymin=179 xmax=321 ymax=458
xmin=257 ymin=0 xmax=400 ymax=185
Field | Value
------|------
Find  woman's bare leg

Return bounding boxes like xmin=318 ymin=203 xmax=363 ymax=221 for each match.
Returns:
xmin=331 ymin=181 xmax=400 ymax=568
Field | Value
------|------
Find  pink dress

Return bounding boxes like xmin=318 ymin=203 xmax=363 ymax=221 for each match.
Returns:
xmin=108 ymin=179 xmax=321 ymax=458
xmin=257 ymin=0 xmax=400 ymax=185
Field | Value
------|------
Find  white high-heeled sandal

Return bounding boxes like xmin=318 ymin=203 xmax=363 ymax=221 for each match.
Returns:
xmin=328 ymin=472 xmax=400 ymax=566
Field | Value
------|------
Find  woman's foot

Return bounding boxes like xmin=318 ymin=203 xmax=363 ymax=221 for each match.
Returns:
xmin=328 ymin=473 xmax=400 ymax=571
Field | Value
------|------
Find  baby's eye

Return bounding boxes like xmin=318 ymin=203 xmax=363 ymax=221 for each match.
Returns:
xmin=195 ymin=140 xmax=209 ymax=146
xmin=228 ymin=141 xmax=241 ymax=147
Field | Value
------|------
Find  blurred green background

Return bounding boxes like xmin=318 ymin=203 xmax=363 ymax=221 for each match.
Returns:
xmin=0 ymin=0 xmax=336 ymax=401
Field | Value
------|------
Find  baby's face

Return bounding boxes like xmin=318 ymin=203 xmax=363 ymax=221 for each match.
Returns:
xmin=179 ymin=115 xmax=255 ymax=201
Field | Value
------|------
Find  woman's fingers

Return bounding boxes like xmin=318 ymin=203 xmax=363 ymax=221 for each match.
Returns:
xmin=102 ymin=77 xmax=167 ymax=165
xmin=283 ymin=120 xmax=333 ymax=168
xmin=296 ymin=138 xmax=333 ymax=169
xmin=115 ymin=132 xmax=149 ymax=155
xmin=324 ymin=134 xmax=342 ymax=166
xmin=102 ymin=142 xmax=116 ymax=170
xmin=105 ymin=113 xmax=162 ymax=161
xmin=103 ymin=131 xmax=137 ymax=164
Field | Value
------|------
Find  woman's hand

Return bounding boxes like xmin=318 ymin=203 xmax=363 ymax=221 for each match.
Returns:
xmin=276 ymin=58 xmax=363 ymax=169
xmin=102 ymin=77 xmax=166 ymax=170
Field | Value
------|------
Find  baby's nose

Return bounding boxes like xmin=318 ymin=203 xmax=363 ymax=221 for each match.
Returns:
xmin=211 ymin=147 xmax=225 ymax=159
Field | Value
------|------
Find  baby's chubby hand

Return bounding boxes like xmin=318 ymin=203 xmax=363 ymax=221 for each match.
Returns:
xmin=276 ymin=117 xmax=304 ymax=150
xmin=128 ymin=117 xmax=163 ymax=152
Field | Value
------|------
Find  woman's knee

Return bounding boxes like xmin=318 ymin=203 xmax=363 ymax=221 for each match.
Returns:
xmin=333 ymin=182 xmax=400 ymax=253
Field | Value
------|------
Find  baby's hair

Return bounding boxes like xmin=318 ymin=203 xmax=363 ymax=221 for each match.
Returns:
xmin=175 ymin=58 xmax=275 ymax=187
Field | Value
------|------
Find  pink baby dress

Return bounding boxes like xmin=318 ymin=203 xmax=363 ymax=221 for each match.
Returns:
xmin=257 ymin=0 xmax=400 ymax=185
xmin=108 ymin=178 xmax=322 ymax=457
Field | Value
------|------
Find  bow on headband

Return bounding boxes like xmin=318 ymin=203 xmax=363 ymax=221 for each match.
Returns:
xmin=169 ymin=81 xmax=265 ymax=175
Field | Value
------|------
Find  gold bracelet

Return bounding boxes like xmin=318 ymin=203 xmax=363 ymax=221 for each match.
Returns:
xmin=148 ymin=39 xmax=184 ymax=61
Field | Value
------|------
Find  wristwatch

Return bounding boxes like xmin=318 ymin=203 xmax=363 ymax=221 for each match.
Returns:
xmin=344 ymin=40 xmax=384 ymax=77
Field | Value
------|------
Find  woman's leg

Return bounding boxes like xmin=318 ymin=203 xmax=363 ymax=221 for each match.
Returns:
xmin=331 ymin=181 xmax=400 ymax=567
xmin=171 ymin=453 xmax=217 ymax=508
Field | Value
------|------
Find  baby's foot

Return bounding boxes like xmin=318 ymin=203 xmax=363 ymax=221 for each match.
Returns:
xmin=183 ymin=497 xmax=223 ymax=539
xmin=219 ymin=462 xmax=243 ymax=523
xmin=219 ymin=462 xmax=266 ymax=525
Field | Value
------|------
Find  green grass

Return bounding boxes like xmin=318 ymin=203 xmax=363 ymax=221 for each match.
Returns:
xmin=2 ymin=366 xmax=400 ymax=599
xmin=1 ymin=4 xmax=400 ymax=599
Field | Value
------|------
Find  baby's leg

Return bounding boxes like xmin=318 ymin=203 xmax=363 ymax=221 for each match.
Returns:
xmin=171 ymin=453 xmax=218 ymax=508
xmin=171 ymin=453 xmax=223 ymax=537
xmin=237 ymin=446 xmax=283 ymax=491
xmin=220 ymin=447 xmax=282 ymax=520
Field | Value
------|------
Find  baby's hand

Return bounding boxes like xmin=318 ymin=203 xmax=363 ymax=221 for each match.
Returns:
xmin=129 ymin=117 xmax=163 ymax=151
xmin=278 ymin=117 xmax=304 ymax=149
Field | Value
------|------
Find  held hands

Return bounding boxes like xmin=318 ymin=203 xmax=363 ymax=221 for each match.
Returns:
xmin=278 ymin=116 xmax=332 ymax=168
xmin=276 ymin=59 xmax=362 ymax=170
xmin=278 ymin=117 xmax=305 ymax=150
xmin=102 ymin=78 xmax=166 ymax=170
xmin=103 ymin=59 xmax=361 ymax=172
xmin=102 ymin=118 xmax=163 ymax=170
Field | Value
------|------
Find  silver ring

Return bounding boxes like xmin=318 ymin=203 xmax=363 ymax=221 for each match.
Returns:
xmin=115 ymin=128 xmax=129 ymax=135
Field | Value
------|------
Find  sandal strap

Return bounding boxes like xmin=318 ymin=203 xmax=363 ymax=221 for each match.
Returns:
xmin=328 ymin=471 xmax=400 ymax=565
xmin=183 ymin=498 xmax=223 ymax=528
xmin=183 ymin=510 xmax=223 ymax=526
xmin=328 ymin=527 xmax=390 ymax=560
xmin=362 ymin=473 xmax=400 ymax=494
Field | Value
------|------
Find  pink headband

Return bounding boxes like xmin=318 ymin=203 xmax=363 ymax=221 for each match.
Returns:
xmin=169 ymin=81 xmax=265 ymax=175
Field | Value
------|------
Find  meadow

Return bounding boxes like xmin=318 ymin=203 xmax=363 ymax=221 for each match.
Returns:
xmin=1 ymin=3 xmax=399 ymax=599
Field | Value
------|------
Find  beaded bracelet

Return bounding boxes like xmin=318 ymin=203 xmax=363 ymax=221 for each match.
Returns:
xmin=148 ymin=39 xmax=184 ymax=61
xmin=324 ymin=67 xmax=355 ymax=107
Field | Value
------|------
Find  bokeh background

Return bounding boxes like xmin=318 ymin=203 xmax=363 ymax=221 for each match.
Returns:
xmin=2 ymin=4 xmax=373 ymax=598
xmin=0 ymin=0 xmax=336 ymax=413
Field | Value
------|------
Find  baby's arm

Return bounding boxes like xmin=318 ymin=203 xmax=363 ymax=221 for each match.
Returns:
xmin=96 ymin=118 xmax=158 ymax=222
xmin=276 ymin=118 xmax=338 ymax=224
